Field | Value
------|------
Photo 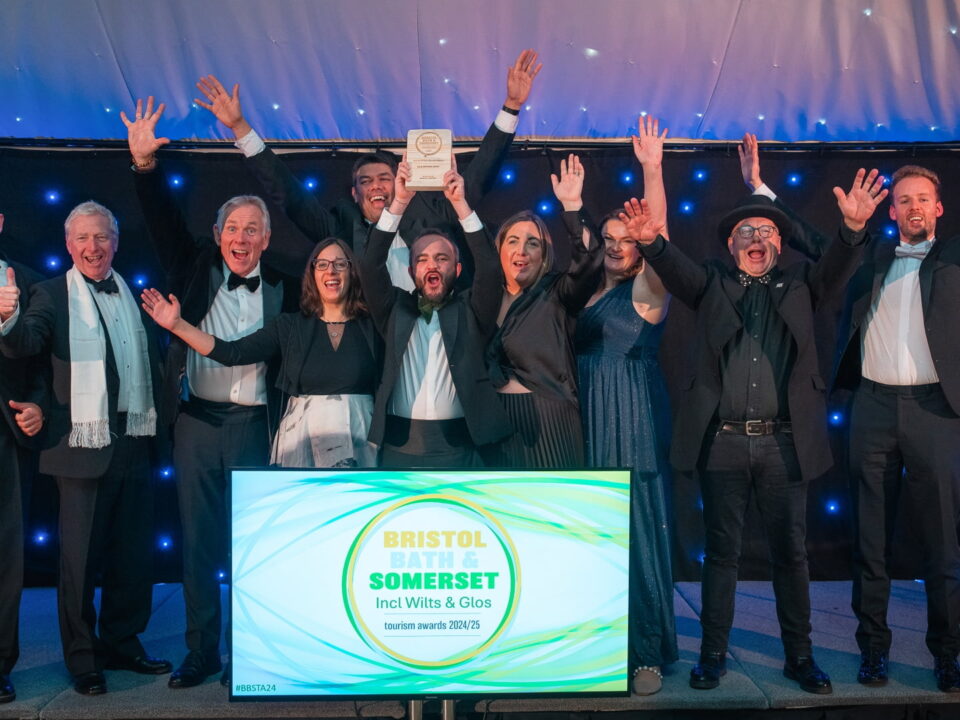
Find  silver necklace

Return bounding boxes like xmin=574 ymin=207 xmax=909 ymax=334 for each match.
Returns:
xmin=324 ymin=319 xmax=347 ymax=338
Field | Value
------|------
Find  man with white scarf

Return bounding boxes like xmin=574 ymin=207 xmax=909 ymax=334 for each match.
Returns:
xmin=0 ymin=201 xmax=170 ymax=696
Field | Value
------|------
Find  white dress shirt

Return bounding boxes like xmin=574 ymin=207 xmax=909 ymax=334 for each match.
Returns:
xmin=89 ymin=274 xmax=145 ymax=412
xmin=862 ymin=239 xmax=938 ymax=386
xmin=187 ymin=262 xmax=267 ymax=405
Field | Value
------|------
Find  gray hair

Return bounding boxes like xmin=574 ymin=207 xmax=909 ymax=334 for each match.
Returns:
xmin=215 ymin=195 xmax=271 ymax=236
xmin=64 ymin=200 xmax=119 ymax=239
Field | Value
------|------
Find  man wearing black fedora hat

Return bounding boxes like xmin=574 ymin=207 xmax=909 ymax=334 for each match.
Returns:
xmin=618 ymin=168 xmax=887 ymax=694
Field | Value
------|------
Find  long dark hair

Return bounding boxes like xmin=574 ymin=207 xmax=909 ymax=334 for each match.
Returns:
xmin=299 ymin=238 xmax=368 ymax=319
xmin=494 ymin=211 xmax=555 ymax=285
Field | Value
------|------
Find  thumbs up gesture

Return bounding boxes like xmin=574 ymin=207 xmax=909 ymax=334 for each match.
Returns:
xmin=0 ymin=267 xmax=19 ymax=321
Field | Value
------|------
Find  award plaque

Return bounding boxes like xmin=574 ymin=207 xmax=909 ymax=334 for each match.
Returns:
xmin=406 ymin=129 xmax=453 ymax=191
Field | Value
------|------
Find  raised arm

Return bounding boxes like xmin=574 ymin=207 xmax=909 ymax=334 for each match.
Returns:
xmin=195 ymin=74 xmax=338 ymax=261
xmin=808 ymin=169 xmax=885 ymax=307
xmin=550 ymin=155 xmax=603 ymax=313
xmin=123 ymin=97 xmax=205 ymax=281
xmin=632 ymin=116 xmax=669 ymax=239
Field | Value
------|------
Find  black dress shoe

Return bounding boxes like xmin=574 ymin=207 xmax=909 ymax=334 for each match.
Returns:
xmin=167 ymin=651 xmax=221 ymax=689
xmin=73 ymin=671 xmax=108 ymax=696
xmin=934 ymin=655 xmax=960 ymax=692
xmin=690 ymin=651 xmax=726 ymax=689
xmin=857 ymin=650 xmax=889 ymax=686
xmin=784 ymin=656 xmax=832 ymax=694
xmin=105 ymin=654 xmax=173 ymax=675
xmin=0 ymin=674 xmax=14 ymax=703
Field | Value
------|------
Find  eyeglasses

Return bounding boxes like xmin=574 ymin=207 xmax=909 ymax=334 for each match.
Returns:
xmin=735 ymin=224 xmax=779 ymax=239
xmin=312 ymin=258 xmax=351 ymax=271
xmin=602 ymin=235 xmax=639 ymax=249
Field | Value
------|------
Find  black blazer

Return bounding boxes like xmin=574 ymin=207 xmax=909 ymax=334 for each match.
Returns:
xmin=132 ymin=166 xmax=299 ymax=430
xmin=641 ymin=226 xmax=870 ymax=481
xmin=358 ymin=222 xmax=511 ymax=448
xmin=245 ymin=120 xmax=515 ymax=281
xmin=834 ymin=234 xmax=960 ymax=413
xmin=0 ymin=275 xmax=164 ymax=478
xmin=0 ymin=259 xmax=49 ymax=449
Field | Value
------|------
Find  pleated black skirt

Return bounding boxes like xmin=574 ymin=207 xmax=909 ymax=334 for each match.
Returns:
xmin=486 ymin=392 xmax=585 ymax=469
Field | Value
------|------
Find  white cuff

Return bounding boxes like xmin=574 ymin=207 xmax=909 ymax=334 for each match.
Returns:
xmin=376 ymin=208 xmax=402 ymax=233
xmin=494 ymin=110 xmax=519 ymax=134
xmin=235 ymin=128 xmax=266 ymax=158
xmin=459 ymin=212 xmax=483 ymax=233
xmin=753 ymin=183 xmax=777 ymax=201
xmin=0 ymin=305 xmax=19 ymax=336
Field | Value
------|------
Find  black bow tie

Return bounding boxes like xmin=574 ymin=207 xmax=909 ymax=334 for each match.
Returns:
xmin=85 ymin=275 xmax=119 ymax=294
xmin=737 ymin=271 xmax=772 ymax=287
xmin=227 ymin=272 xmax=261 ymax=293
xmin=417 ymin=295 xmax=447 ymax=322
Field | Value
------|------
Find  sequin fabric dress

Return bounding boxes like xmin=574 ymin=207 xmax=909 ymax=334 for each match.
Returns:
xmin=575 ymin=280 xmax=678 ymax=668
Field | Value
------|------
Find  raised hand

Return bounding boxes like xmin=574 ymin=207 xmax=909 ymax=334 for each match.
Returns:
xmin=550 ymin=154 xmax=584 ymax=211
xmin=140 ymin=288 xmax=182 ymax=331
xmin=738 ymin=132 xmax=762 ymax=190
xmin=388 ymin=152 xmax=416 ymax=215
xmin=618 ymin=198 xmax=664 ymax=245
xmin=0 ymin=266 xmax=19 ymax=321
xmin=9 ymin=400 xmax=42 ymax=437
xmin=442 ymin=155 xmax=471 ymax=219
xmin=833 ymin=168 xmax=888 ymax=232
xmin=195 ymin=74 xmax=252 ymax=138
xmin=632 ymin=116 xmax=668 ymax=168
xmin=504 ymin=49 xmax=542 ymax=110
xmin=120 ymin=96 xmax=170 ymax=168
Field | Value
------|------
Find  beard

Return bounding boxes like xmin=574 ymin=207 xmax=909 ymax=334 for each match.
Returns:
xmin=417 ymin=271 xmax=454 ymax=303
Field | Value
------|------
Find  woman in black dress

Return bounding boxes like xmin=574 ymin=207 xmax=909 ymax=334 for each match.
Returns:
xmin=141 ymin=238 xmax=381 ymax=467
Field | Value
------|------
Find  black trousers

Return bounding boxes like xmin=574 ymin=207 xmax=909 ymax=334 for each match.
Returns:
xmin=0 ymin=425 xmax=22 ymax=675
xmin=850 ymin=380 xmax=960 ymax=658
xmin=380 ymin=415 xmax=480 ymax=468
xmin=56 ymin=433 xmax=154 ymax=676
xmin=173 ymin=402 xmax=269 ymax=662
xmin=697 ymin=430 xmax=813 ymax=658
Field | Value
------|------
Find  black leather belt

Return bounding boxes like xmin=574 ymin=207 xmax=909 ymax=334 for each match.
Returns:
xmin=717 ymin=419 xmax=791 ymax=436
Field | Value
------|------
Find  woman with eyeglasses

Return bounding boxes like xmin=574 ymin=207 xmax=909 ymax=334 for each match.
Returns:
xmin=574 ymin=117 xmax=677 ymax=695
xmin=483 ymin=153 xmax=604 ymax=468
xmin=141 ymin=238 xmax=381 ymax=468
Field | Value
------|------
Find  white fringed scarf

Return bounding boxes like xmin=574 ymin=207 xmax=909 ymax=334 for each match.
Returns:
xmin=67 ymin=266 xmax=156 ymax=448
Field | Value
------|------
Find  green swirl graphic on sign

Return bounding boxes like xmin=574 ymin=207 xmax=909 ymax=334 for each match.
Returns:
xmin=342 ymin=494 xmax=520 ymax=669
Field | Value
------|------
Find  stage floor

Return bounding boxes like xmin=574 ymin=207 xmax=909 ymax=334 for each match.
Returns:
xmin=3 ymin=581 xmax=958 ymax=718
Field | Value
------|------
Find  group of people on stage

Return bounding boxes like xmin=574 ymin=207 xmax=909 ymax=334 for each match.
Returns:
xmin=0 ymin=47 xmax=958 ymax=704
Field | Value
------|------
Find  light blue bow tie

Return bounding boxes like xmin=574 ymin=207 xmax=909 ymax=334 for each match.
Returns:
xmin=894 ymin=241 xmax=932 ymax=260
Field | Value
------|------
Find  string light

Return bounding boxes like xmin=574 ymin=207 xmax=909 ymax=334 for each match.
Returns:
xmin=272 ymin=103 xmax=280 ymax=111
xmin=34 ymin=530 xmax=49 ymax=545
xmin=500 ymin=169 xmax=515 ymax=183
xmin=133 ymin=274 xmax=148 ymax=287
xmin=45 ymin=256 xmax=61 ymax=270
xmin=620 ymin=171 xmax=633 ymax=185
xmin=787 ymin=173 xmax=802 ymax=186
xmin=884 ymin=224 xmax=897 ymax=237
xmin=693 ymin=169 xmax=708 ymax=182
xmin=169 ymin=175 xmax=183 ymax=189
xmin=825 ymin=500 xmax=840 ymax=514
xmin=159 ymin=466 xmax=174 ymax=479
xmin=829 ymin=411 xmax=844 ymax=426
xmin=304 ymin=178 xmax=318 ymax=190
xmin=44 ymin=190 xmax=60 ymax=204
xmin=679 ymin=201 xmax=694 ymax=215
xmin=538 ymin=200 xmax=554 ymax=214
xmin=158 ymin=536 xmax=173 ymax=550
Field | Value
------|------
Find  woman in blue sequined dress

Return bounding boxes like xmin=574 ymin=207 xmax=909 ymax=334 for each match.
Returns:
xmin=575 ymin=117 xmax=677 ymax=694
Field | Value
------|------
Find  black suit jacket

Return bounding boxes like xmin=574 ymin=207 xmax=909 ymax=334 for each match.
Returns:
xmin=0 ymin=259 xmax=49 ymax=449
xmin=834 ymin=234 xmax=960 ymax=413
xmin=641 ymin=226 xmax=870 ymax=480
xmin=358 ymin=222 xmax=510 ymax=448
xmin=245 ymin=120 xmax=514 ymax=282
xmin=132 ymin=166 xmax=299 ymax=431
xmin=0 ymin=275 xmax=164 ymax=478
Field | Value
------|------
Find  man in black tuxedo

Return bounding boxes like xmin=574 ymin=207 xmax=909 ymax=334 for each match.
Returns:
xmin=0 ymin=214 xmax=48 ymax=704
xmin=192 ymin=49 xmax=541 ymax=289
xmin=123 ymin=98 xmax=298 ymax=689
xmin=833 ymin=165 xmax=960 ymax=692
xmin=359 ymin=157 xmax=509 ymax=467
xmin=0 ymin=202 xmax=170 ymax=696
xmin=620 ymin=169 xmax=887 ymax=694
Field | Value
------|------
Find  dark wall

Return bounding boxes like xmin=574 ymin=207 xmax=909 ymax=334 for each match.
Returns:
xmin=3 ymin=142 xmax=956 ymax=585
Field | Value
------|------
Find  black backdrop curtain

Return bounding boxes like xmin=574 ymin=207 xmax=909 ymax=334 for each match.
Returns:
xmin=2 ymin=142 xmax=956 ymax=586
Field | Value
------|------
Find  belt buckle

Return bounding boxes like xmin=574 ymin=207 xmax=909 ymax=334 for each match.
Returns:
xmin=745 ymin=420 xmax=766 ymax=436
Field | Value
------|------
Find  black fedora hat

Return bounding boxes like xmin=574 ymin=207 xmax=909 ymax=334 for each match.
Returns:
xmin=717 ymin=194 xmax=793 ymax=244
